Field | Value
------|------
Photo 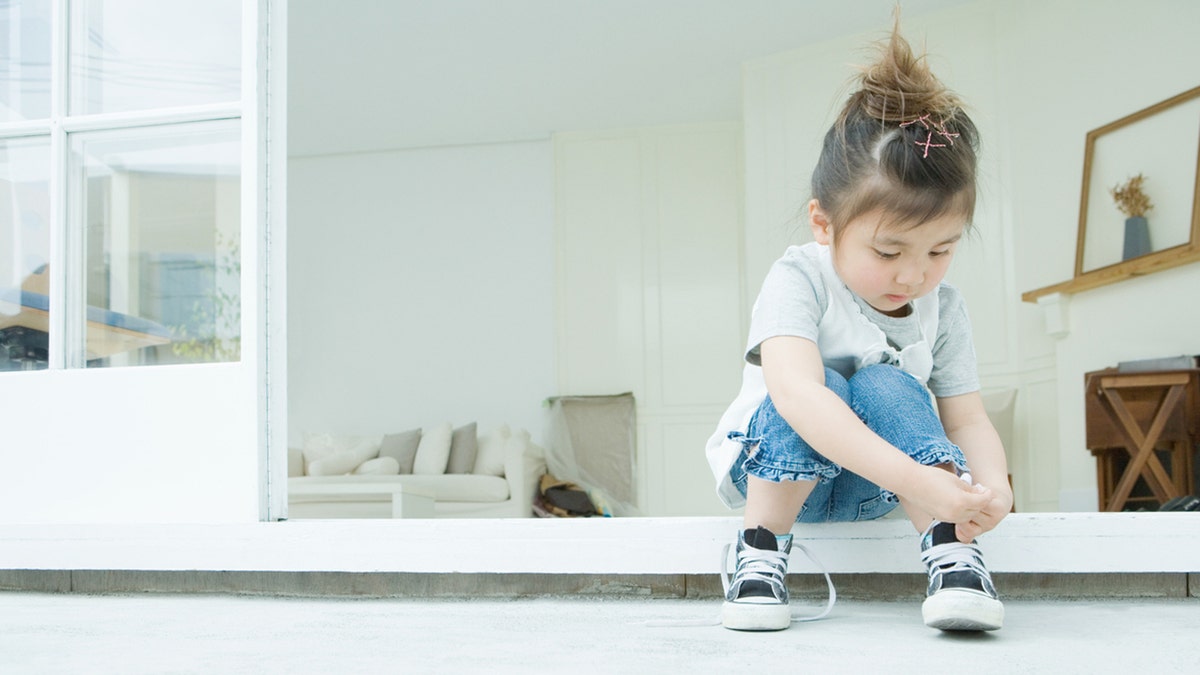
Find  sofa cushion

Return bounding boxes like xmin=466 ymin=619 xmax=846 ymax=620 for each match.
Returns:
xmin=379 ymin=428 xmax=422 ymax=474
xmin=301 ymin=432 xmax=383 ymax=475
xmin=447 ymin=422 xmax=478 ymax=474
xmin=413 ymin=421 xmax=453 ymax=475
xmin=473 ymin=424 xmax=510 ymax=477
xmin=353 ymin=456 xmax=401 ymax=475
xmin=307 ymin=451 xmax=363 ymax=476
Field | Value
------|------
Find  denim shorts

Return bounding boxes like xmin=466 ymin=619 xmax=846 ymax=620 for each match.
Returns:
xmin=727 ymin=364 xmax=968 ymax=523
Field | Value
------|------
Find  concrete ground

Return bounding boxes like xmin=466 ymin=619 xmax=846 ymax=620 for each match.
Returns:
xmin=2 ymin=592 xmax=1198 ymax=674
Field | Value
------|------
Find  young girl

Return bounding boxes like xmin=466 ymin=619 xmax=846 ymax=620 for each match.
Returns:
xmin=706 ymin=23 xmax=1012 ymax=633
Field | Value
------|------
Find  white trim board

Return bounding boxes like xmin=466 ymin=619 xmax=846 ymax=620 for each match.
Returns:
xmin=2 ymin=514 xmax=1198 ymax=575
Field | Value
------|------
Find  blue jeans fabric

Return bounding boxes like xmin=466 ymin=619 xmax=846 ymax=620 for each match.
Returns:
xmin=728 ymin=364 xmax=968 ymax=523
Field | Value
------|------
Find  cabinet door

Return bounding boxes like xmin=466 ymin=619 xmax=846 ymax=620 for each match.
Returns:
xmin=555 ymin=125 xmax=744 ymax=516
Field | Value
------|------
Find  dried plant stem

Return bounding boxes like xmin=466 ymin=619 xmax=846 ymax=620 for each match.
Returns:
xmin=1110 ymin=173 xmax=1153 ymax=218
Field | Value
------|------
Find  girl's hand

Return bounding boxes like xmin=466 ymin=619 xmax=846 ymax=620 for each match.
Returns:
xmin=902 ymin=464 xmax=993 ymax=529
xmin=954 ymin=482 xmax=1013 ymax=543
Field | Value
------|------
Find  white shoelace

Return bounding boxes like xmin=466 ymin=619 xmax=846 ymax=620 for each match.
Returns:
xmin=644 ymin=539 xmax=837 ymax=628
xmin=724 ymin=543 xmax=790 ymax=600
xmin=920 ymin=540 xmax=993 ymax=584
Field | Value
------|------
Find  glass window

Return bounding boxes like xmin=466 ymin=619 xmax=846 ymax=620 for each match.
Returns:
xmin=70 ymin=0 xmax=241 ymax=115
xmin=0 ymin=136 xmax=51 ymax=371
xmin=74 ymin=120 xmax=241 ymax=367
xmin=0 ymin=0 xmax=52 ymax=122
xmin=1 ymin=0 xmax=244 ymax=375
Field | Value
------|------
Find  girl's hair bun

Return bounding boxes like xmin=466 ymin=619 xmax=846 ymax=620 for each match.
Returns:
xmin=846 ymin=20 xmax=962 ymax=125
xmin=812 ymin=14 xmax=980 ymax=237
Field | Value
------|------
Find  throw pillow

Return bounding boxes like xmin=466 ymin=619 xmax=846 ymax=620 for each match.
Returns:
xmin=353 ymin=456 xmax=401 ymax=475
xmin=472 ymin=424 xmax=510 ymax=477
xmin=379 ymin=428 xmax=422 ymax=474
xmin=300 ymin=432 xmax=339 ymax=473
xmin=446 ymin=422 xmax=478 ymax=474
xmin=301 ymin=432 xmax=383 ymax=475
xmin=306 ymin=451 xmax=362 ymax=476
xmin=413 ymin=421 xmax=453 ymax=475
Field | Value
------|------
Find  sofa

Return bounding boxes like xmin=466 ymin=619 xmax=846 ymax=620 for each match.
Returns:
xmin=287 ymin=423 xmax=545 ymax=519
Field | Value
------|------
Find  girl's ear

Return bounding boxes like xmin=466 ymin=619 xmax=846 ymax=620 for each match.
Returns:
xmin=809 ymin=200 xmax=832 ymax=245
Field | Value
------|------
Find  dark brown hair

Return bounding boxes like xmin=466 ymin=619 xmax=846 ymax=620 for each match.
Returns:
xmin=812 ymin=19 xmax=979 ymax=240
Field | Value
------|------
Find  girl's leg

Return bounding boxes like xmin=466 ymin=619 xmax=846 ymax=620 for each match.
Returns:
xmin=735 ymin=368 xmax=850 ymax=530
xmin=744 ymin=476 xmax=816 ymax=535
xmin=848 ymin=365 xmax=1002 ymax=633
xmin=723 ymin=369 xmax=849 ymax=631
xmin=847 ymin=364 xmax=967 ymax=533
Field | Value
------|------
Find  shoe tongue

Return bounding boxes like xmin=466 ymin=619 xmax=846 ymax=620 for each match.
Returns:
xmin=929 ymin=521 xmax=960 ymax=547
xmin=744 ymin=526 xmax=779 ymax=551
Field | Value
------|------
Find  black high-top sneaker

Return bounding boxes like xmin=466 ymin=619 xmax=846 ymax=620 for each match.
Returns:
xmin=721 ymin=526 xmax=792 ymax=631
xmin=920 ymin=521 xmax=1004 ymax=631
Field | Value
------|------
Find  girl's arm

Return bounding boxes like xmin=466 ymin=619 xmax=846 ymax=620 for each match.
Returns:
xmin=760 ymin=335 xmax=991 ymax=526
xmin=937 ymin=392 xmax=1014 ymax=540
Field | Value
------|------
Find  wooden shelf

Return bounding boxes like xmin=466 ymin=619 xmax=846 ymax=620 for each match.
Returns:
xmin=1022 ymin=242 xmax=1200 ymax=303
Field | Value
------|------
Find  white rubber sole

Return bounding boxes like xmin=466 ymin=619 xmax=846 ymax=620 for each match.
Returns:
xmin=922 ymin=589 xmax=1004 ymax=631
xmin=721 ymin=598 xmax=791 ymax=631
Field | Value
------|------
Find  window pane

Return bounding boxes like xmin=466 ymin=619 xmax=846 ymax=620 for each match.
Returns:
xmin=74 ymin=120 xmax=240 ymax=367
xmin=70 ymin=0 xmax=240 ymax=115
xmin=0 ymin=136 xmax=51 ymax=371
xmin=0 ymin=0 xmax=52 ymax=121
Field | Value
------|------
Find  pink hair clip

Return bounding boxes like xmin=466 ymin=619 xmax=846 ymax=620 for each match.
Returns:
xmin=899 ymin=113 xmax=933 ymax=129
xmin=915 ymin=131 xmax=947 ymax=158
xmin=932 ymin=119 xmax=960 ymax=145
xmin=900 ymin=114 xmax=958 ymax=157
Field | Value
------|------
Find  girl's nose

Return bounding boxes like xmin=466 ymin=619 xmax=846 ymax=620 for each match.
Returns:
xmin=895 ymin=261 xmax=925 ymax=287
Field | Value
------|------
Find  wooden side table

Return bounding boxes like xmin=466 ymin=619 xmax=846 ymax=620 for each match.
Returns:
xmin=1084 ymin=368 xmax=1199 ymax=511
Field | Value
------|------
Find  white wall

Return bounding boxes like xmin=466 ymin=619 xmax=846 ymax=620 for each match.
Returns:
xmin=997 ymin=0 xmax=1200 ymax=510
xmin=0 ymin=364 xmax=260 ymax=524
xmin=555 ymin=124 xmax=745 ymax=516
xmin=287 ymin=141 xmax=556 ymax=445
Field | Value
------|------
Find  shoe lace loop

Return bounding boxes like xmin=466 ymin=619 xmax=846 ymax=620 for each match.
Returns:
xmin=724 ymin=545 xmax=788 ymax=598
xmin=720 ymin=540 xmax=836 ymax=623
xmin=920 ymin=540 xmax=993 ymax=583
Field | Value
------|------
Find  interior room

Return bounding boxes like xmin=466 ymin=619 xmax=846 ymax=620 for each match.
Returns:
xmin=283 ymin=0 xmax=1200 ymax=521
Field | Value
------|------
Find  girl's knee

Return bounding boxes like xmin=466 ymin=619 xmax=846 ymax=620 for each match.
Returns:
xmin=849 ymin=363 xmax=921 ymax=396
xmin=848 ymin=364 xmax=937 ymax=422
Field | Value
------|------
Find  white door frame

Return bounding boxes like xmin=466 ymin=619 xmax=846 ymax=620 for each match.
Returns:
xmin=256 ymin=0 xmax=289 ymax=522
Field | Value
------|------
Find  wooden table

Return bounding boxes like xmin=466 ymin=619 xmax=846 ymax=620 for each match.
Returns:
xmin=1085 ymin=368 xmax=1199 ymax=511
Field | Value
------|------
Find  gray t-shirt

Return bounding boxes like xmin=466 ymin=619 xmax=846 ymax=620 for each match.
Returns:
xmin=745 ymin=245 xmax=979 ymax=398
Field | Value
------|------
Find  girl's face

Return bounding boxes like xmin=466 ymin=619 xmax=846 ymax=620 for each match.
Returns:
xmin=809 ymin=200 xmax=965 ymax=317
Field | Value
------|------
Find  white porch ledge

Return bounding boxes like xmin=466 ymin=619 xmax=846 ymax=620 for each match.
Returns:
xmin=1 ymin=513 xmax=1197 ymax=575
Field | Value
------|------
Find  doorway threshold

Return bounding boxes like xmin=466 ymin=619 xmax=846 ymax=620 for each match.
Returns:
xmin=1 ymin=513 xmax=1197 ymax=577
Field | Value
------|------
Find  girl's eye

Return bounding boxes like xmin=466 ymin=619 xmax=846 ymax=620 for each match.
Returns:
xmin=874 ymin=249 xmax=899 ymax=260
xmin=930 ymin=249 xmax=951 ymax=257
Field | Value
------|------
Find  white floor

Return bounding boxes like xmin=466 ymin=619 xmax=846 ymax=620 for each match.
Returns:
xmin=2 ymin=592 xmax=1198 ymax=674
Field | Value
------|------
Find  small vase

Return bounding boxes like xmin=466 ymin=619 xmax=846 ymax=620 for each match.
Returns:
xmin=1122 ymin=216 xmax=1151 ymax=260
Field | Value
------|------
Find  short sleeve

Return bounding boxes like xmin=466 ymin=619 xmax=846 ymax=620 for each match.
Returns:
xmin=928 ymin=284 xmax=980 ymax=398
xmin=745 ymin=246 xmax=827 ymax=365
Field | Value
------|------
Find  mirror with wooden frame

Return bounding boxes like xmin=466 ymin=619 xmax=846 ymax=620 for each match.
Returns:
xmin=1073 ymin=85 xmax=1200 ymax=286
